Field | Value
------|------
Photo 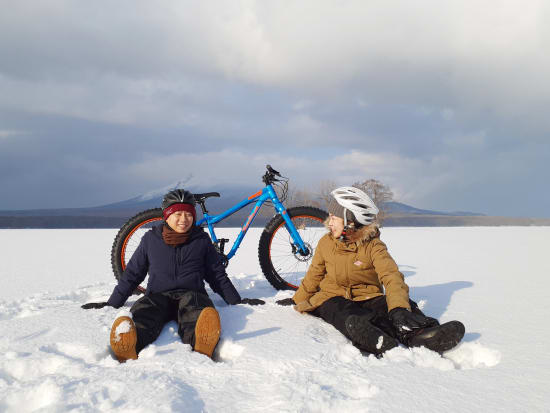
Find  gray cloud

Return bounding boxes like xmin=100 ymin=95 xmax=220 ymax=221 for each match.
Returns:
xmin=0 ymin=1 xmax=548 ymax=217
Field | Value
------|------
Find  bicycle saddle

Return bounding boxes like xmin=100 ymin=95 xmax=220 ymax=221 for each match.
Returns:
xmin=194 ymin=192 xmax=221 ymax=202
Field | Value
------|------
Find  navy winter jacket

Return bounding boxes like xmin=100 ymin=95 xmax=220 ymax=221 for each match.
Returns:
xmin=107 ymin=224 xmax=241 ymax=308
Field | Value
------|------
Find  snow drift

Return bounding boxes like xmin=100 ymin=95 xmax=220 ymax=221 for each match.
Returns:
xmin=0 ymin=227 xmax=548 ymax=412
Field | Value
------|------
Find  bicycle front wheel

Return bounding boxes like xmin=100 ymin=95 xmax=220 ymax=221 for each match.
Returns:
xmin=258 ymin=206 xmax=328 ymax=290
xmin=111 ymin=208 xmax=163 ymax=294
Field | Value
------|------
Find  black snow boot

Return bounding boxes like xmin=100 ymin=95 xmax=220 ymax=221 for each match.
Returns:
xmin=407 ymin=321 xmax=465 ymax=353
xmin=345 ymin=314 xmax=398 ymax=356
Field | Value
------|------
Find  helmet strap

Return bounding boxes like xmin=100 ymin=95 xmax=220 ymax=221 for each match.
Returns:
xmin=339 ymin=208 xmax=350 ymax=241
xmin=343 ymin=208 xmax=348 ymax=228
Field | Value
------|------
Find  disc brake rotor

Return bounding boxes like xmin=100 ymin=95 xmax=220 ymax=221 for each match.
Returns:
xmin=292 ymin=241 xmax=313 ymax=262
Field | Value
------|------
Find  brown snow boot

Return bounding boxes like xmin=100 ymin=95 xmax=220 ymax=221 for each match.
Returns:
xmin=110 ymin=316 xmax=138 ymax=362
xmin=193 ymin=307 xmax=221 ymax=358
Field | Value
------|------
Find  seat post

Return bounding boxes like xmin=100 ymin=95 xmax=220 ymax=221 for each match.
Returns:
xmin=197 ymin=200 xmax=208 ymax=214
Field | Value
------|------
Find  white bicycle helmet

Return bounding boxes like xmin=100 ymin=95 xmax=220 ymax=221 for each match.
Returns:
xmin=330 ymin=186 xmax=379 ymax=226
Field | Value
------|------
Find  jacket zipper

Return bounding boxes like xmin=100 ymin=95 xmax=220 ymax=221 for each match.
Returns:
xmin=173 ymin=246 xmax=178 ymax=280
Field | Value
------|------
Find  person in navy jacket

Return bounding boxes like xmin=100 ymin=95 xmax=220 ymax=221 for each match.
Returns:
xmin=82 ymin=189 xmax=263 ymax=361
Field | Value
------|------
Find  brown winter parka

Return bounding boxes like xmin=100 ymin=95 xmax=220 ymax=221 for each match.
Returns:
xmin=293 ymin=223 xmax=411 ymax=313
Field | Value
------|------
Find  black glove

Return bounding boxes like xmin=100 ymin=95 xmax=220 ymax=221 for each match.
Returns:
xmin=389 ymin=308 xmax=438 ymax=335
xmin=275 ymin=298 xmax=295 ymax=306
xmin=239 ymin=298 xmax=266 ymax=306
xmin=81 ymin=302 xmax=110 ymax=310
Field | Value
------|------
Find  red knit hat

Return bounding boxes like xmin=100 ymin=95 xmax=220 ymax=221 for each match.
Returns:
xmin=163 ymin=203 xmax=196 ymax=221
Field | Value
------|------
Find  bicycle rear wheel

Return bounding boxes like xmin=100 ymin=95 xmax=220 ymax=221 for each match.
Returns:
xmin=111 ymin=208 xmax=163 ymax=294
xmin=258 ymin=206 xmax=328 ymax=290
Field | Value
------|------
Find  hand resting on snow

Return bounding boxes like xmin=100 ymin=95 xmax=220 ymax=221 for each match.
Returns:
xmin=239 ymin=298 xmax=266 ymax=306
xmin=81 ymin=302 xmax=110 ymax=310
xmin=275 ymin=298 xmax=295 ymax=306
xmin=388 ymin=307 xmax=438 ymax=333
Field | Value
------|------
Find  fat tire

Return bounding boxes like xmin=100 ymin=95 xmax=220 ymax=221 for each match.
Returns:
xmin=258 ymin=206 xmax=328 ymax=290
xmin=111 ymin=208 xmax=163 ymax=294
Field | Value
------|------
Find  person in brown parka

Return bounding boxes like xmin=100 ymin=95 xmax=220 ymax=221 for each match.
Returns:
xmin=288 ymin=186 xmax=465 ymax=356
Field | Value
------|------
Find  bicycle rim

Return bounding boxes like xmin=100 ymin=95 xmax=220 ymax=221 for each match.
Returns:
xmin=268 ymin=213 xmax=326 ymax=289
xmin=120 ymin=215 xmax=163 ymax=293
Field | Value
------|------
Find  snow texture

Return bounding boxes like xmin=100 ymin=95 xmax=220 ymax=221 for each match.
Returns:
xmin=0 ymin=227 xmax=549 ymax=412
xmin=376 ymin=335 xmax=384 ymax=350
xmin=113 ymin=320 xmax=132 ymax=343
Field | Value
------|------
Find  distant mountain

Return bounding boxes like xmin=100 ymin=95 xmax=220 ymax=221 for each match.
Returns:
xmin=384 ymin=201 xmax=485 ymax=217
xmin=3 ymin=184 xmax=547 ymax=228
xmin=0 ymin=182 xmax=268 ymax=228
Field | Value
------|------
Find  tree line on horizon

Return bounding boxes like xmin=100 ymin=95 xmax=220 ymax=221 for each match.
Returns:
xmin=267 ymin=178 xmax=394 ymax=226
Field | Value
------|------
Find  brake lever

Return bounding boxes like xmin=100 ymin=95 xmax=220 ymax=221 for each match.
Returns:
xmin=266 ymin=164 xmax=281 ymax=176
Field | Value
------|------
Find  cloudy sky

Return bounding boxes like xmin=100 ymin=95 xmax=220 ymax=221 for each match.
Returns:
xmin=1 ymin=0 xmax=549 ymax=217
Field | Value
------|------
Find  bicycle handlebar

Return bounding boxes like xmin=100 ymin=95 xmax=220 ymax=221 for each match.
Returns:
xmin=263 ymin=164 xmax=286 ymax=185
xmin=266 ymin=164 xmax=281 ymax=177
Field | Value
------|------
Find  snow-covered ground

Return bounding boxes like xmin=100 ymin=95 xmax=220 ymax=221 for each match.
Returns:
xmin=1 ymin=227 xmax=549 ymax=412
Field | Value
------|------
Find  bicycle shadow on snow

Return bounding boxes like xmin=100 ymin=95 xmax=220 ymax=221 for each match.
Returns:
xmin=399 ymin=264 xmax=478 ymax=341
xmin=398 ymin=264 xmax=473 ymax=319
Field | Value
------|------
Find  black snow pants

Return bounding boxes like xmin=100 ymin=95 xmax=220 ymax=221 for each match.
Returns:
xmin=130 ymin=289 xmax=214 ymax=354
xmin=310 ymin=295 xmax=429 ymax=347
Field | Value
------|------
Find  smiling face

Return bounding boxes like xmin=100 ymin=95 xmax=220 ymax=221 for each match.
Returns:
xmin=166 ymin=210 xmax=194 ymax=233
xmin=328 ymin=213 xmax=345 ymax=238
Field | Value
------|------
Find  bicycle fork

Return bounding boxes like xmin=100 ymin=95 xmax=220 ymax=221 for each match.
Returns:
xmin=265 ymin=186 xmax=310 ymax=257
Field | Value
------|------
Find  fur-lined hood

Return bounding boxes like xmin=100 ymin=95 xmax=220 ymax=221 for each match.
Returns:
xmin=323 ymin=218 xmax=380 ymax=246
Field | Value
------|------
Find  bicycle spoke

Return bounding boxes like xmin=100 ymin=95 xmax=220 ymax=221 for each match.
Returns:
xmin=267 ymin=214 xmax=326 ymax=288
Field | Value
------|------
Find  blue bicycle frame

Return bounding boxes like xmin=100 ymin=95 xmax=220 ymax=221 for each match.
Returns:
xmin=195 ymin=184 xmax=309 ymax=260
